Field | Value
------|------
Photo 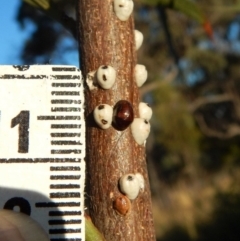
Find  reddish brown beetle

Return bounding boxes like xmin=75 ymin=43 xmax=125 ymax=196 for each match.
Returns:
xmin=112 ymin=100 xmax=134 ymax=131
xmin=113 ymin=195 xmax=131 ymax=215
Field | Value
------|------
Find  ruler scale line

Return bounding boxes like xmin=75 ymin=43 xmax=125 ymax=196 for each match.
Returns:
xmin=50 ymin=166 xmax=81 ymax=171
xmin=35 ymin=202 xmax=80 ymax=207
xmin=51 ymin=91 xmax=80 ymax=96
xmin=51 ymin=141 xmax=82 ymax=145
xmin=49 ymin=219 xmax=82 ymax=225
xmin=0 ymin=158 xmax=82 ymax=163
xmin=52 ymin=67 xmax=76 ymax=71
xmin=51 ymin=150 xmax=81 ymax=154
xmin=49 ymin=211 xmax=82 ymax=216
xmin=50 ymin=175 xmax=81 ymax=180
xmin=51 ymin=125 xmax=81 ymax=129
xmin=50 ymin=184 xmax=80 ymax=189
xmin=51 ymin=133 xmax=81 ymax=138
xmin=51 ymin=108 xmax=81 ymax=112
xmin=38 ymin=116 xmax=81 ymax=120
xmin=50 ymin=192 xmax=80 ymax=198
xmin=49 ymin=229 xmax=81 ymax=234
xmin=52 ymin=83 xmax=81 ymax=87
xmin=51 ymin=100 xmax=81 ymax=104
xmin=0 ymin=74 xmax=48 ymax=79
xmin=51 ymin=75 xmax=80 ymax=80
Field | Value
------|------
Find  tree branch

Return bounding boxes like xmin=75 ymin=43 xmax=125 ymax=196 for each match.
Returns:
xmin=189 ymin=94 xmax=233 ymax=112
xmin=140 ymin=68 xmax=178 ymax=97
xmin=77 ymin=1 xmax=156 ymax=240
xmin=195 ymin=113 xmax=240 ymax=139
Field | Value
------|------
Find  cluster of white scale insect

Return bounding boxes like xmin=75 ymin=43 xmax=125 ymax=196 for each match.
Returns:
xmin=90 ymin=0 xmax=153 ymax=206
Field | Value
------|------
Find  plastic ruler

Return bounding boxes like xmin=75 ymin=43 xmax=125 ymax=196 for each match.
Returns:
xmin=0 ymin=65 xmax=85 ymax=241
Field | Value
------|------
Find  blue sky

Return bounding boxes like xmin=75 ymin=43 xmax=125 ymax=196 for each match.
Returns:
xmin=0 ymin=0 xmax=79 ymax=66
xmin=0 ymin=0 xmax=27 ymax=64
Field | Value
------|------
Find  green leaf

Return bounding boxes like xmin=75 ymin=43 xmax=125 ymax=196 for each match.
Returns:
xmin=172 ymin=0 xmax=205 ymax=24
xmin=141 ymin=0 xmax=205 ymax=24
xmin=23 ymin=0 xmax=50 ymax=10
xmin=85 ymin=214 xmax=106 ymax=241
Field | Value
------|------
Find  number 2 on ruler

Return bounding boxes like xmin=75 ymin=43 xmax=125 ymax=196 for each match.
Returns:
xmin=11 ymin=110 xmax=29 ymax=153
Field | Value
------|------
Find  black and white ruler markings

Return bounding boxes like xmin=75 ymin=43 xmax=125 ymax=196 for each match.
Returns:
xmin=0 ymin=65 xmax=85 ymax=241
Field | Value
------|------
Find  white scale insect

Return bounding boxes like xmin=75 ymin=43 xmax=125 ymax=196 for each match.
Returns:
xmin=0 ymin=65 xmax=85 ymax=241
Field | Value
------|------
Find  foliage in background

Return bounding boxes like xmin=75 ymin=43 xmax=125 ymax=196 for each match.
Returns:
xmin=141 ymin=0 xmax=206 ymax=24
xmin=18 ymin=1 xmax=76 ymax=64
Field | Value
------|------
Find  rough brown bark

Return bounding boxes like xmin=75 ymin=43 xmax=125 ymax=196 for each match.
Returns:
xmin=77 ymin=1 xmax=156 ymax=240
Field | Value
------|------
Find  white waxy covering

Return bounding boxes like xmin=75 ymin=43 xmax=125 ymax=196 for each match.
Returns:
xmin=135 ymin=64 xmax=148 ymax=87
xmin=131 ymin=118 xmax=150 ymax=145
xmin=96 ymin=65 xmax=116 ymax=90
xmin=113 ymin=0 xmax=134 ymax=21
xmin=119 ymin=174 xmax=141 ymax=200
xmin=139 ymin=102 xmax=152 ymax=121
xmin=93 ymin=104 xmax=113 ymax=129
xmin=134 ymin=30 xmax=144 ymax=50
